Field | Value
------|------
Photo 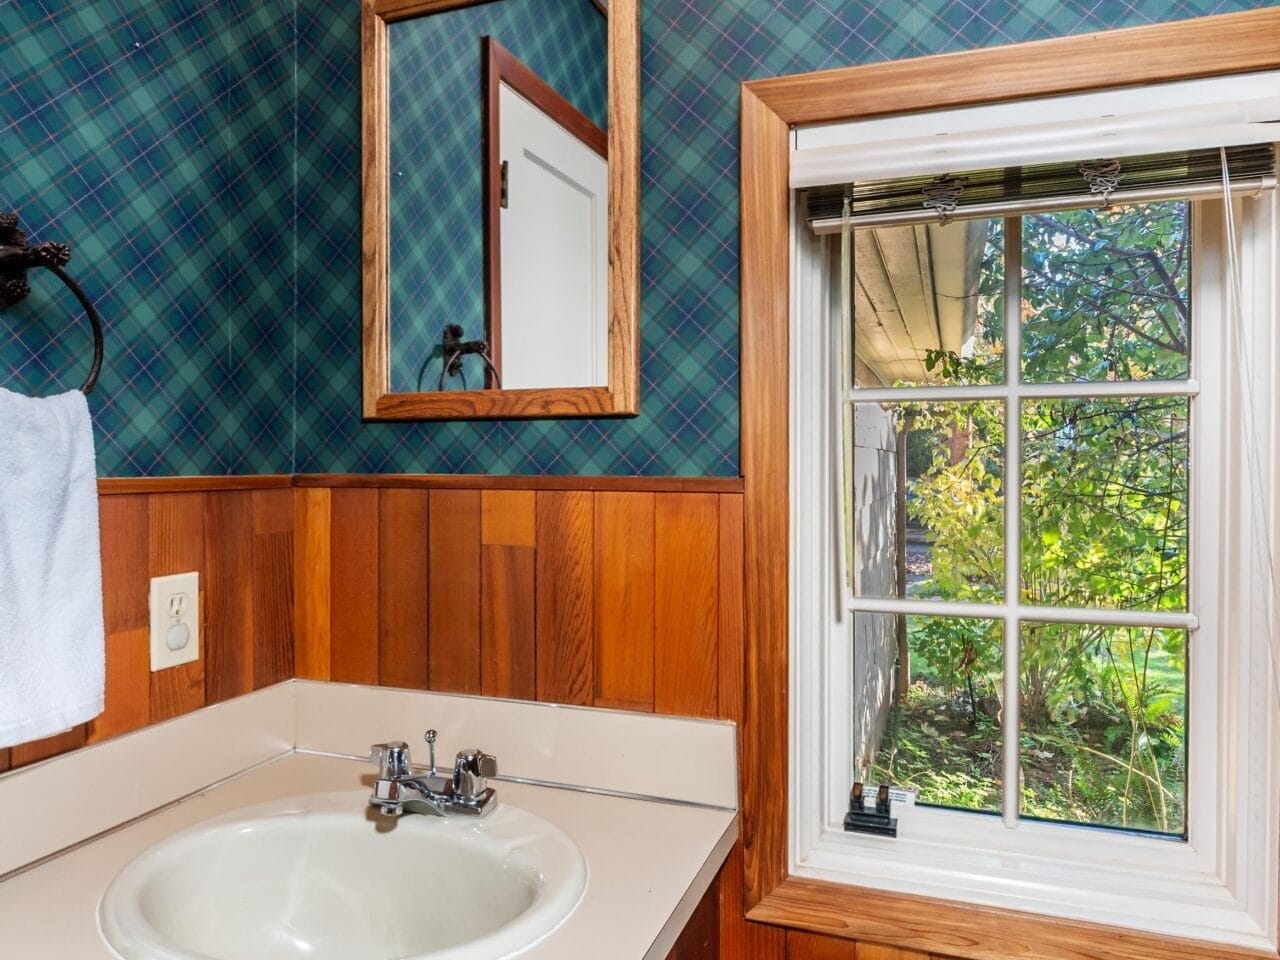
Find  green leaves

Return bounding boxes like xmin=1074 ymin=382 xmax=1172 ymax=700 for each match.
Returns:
xmin=1021 ymin=203 xmax=1190 ymax=384
xmin=885 ymin=202 xmax=1192 ymax=832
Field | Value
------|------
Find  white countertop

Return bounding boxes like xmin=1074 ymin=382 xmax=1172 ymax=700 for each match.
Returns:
xmin=0 ymin=683 xmax=738 ymax=960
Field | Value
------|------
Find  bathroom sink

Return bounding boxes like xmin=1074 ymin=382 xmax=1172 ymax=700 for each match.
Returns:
xmin=97 ymin=790 xmax=587 ymax=960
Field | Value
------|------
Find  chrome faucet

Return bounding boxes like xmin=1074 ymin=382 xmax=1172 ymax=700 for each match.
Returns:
xmin=369 ymin=729 xmax=498 ymax=818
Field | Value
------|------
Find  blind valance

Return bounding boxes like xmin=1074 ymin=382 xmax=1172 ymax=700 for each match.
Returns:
xmin=806 ymin=143 xmax=1276 ymax=232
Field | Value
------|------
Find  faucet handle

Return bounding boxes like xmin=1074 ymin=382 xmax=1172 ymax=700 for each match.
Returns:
xmin=453 ymin=749 xmax=498 ymax=800
xmin=370 ymin=741 xmax=412 ymax=779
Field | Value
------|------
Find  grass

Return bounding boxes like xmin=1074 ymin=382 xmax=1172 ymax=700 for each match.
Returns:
xmin=872 ymin=673 xmax=1186 ymax=834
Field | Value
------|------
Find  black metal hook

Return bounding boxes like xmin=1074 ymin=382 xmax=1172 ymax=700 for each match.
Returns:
xmin=0 ymin=212 xmax=104 ymax=396
xmin=437 ymin=323 xmax=502 ymax=391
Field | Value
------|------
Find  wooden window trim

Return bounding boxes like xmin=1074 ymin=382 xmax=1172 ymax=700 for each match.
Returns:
xmin=737 ymin=9 xmax=1280 ymax=960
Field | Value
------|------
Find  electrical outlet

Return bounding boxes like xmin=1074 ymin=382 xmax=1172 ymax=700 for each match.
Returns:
xmin=150 ymin=572 xmax=199 ymax=671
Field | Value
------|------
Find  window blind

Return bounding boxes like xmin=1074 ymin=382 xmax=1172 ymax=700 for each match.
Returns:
xmin=806 ymin=143 xmax=1277 ymax=232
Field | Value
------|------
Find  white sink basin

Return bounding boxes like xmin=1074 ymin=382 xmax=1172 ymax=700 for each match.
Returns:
xmin=98 ymin=790 xmax=587 ymax=960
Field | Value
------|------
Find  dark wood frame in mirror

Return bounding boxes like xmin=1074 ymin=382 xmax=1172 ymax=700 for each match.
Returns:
xmin=361 ymin=0 xmax=639 ymax=420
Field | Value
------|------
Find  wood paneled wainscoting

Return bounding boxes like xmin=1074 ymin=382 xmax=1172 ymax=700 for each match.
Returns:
xmin=290 ymin=475 xmax=743 ymax=712
xmin=0 ymin=477 xmax=295 ymax=774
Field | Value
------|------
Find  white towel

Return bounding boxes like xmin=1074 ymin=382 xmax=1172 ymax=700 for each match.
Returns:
xmin=0 ymin=387 xmax=104 ymax=748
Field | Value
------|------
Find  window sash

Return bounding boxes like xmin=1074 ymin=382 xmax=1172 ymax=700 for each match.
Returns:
xmin=841 ymin=211 xmax=1198 ymax=828
xmin=790 ymin=190 xmax=1279 ymax=948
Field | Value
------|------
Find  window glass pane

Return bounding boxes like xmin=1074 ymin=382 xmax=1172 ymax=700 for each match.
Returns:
xmin=1020 ymin=202 xmax=1191 ymax=383
xmin=852 ymin=402 xmax=1004 ymax=603
xmin=852 ymin=219 xmax=1004 ymax=387
xmin=1019 ymin=622 xmax=1187 ymax=836
xmin=859 ymin=614 xmax=1003 ymax=814
xmin=1021 ymin=396 xmax=1188 ymax=612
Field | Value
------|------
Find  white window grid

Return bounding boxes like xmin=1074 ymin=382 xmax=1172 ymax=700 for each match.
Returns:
xmin=844 ymin=213 xmax=1199 ymax=830
xmin=791 ymin=182 xmax=1279 ymax=949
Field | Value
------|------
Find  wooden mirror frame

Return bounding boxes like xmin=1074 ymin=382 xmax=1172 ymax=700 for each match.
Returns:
xmin=738 ymin=9 xmax=1280 ymax=960
xmin=360 ymin=0 xmax=638 ymax=420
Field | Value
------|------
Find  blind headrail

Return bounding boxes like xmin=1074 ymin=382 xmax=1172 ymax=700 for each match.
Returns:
xmin=809 ymin=174 xmax=1276 ymax=234
xmin=806 ymin=142 xmax=1277 ymax=232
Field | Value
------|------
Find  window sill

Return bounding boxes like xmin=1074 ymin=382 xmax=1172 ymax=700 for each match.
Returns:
xmin=747 ymin=876 xmax=1279 ymax=960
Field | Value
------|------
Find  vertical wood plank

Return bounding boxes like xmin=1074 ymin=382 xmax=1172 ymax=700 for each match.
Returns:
xmin=99 ymin=494 xmax=150 ymax=634
xmin=856 ymin=945 xmax=935 ymax=960
xmin=665 ymin=872 xmax=720 ymax=960
xmin=593 ymin=491 xmax=655 ymax=711
xmin=739 ymin=86 xmax=793 ymax=911
xmin=204 ymin=491 xmax=255 ymax=704
xmin=0 ymin=749 xmax=9 ymax=772
xmin=481 ymin=546 xmax=536 ymax=699
xmin=714 ymin=494 xmax=756 ymax=960
xmin=252 ymin=489 xmax=294 ymax=688
xmin=148 ymin=492 xmax=206 ymax=721
xmin=10 ymin=725 xmax=87 ymax=768
xmin=379 ymin=489 xmax=430 ymax=689
xmin=535 ymin=490 xmax=594 ymax=705
xmin=718 ymin=495 xmax=745 ymax=726
xmin=90 ymin=495 xmax=151 ymax=743
xmin=481 ymin=489 xmax=536 ymax=547
xmin=428 ymin=490 xmax=482 ymax=693
xmin=481 ymin=490 xmax=536 ymax=700
xmin=294 ymin=488 xmax=332 ymax=680
xmin=329 ymin=488 xmax=380 ymax=684
xmin=88 ymin=628 xmax=150 ymax=744
xmin=718 ymin=842 xmax=786 ymax=960
xmin=786 ymin=930 xmax=859 ymax=960
xmin=655 ymin=493 xmax=720 ymax=718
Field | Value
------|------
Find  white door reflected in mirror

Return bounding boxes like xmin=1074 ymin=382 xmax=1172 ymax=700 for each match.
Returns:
xmin=497 ymin=83 xmax=608 ymax=390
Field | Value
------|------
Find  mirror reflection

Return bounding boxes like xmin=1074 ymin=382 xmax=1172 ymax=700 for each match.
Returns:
xmin=386 ymin=0 xmax=608 ymax=394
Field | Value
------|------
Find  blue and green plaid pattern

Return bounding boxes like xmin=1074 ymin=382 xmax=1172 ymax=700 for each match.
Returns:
xmin=5 ymin=0 xmax=1278 ymax=476
xmin=294 ymin=0 xmax=1278 ymax=476
xmin=388 ymin=0 xmax=605 ymax=393
xmin=1 ymin=0 xmax=296 ymax=475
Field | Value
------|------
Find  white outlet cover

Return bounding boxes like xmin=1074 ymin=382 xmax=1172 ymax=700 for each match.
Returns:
xmin=150 ymin=572 xmax=199 ymax=672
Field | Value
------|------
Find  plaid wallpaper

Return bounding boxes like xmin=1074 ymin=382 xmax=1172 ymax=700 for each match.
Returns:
xmin=388 ymin=0 xmax=605 ymax=394
xmin=0 ymin=0 xmax=295 ymax=475
xmin=4 ymin=0 xmax=1277 ymax=476
xmin=294 ymin=0 xmax=1279 ymax=476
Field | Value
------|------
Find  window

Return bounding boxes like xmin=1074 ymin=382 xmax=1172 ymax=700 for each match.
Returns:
xmin=850 ymin=204 xmax=1194 ymax=836
xmin=789 ymin=81 xmax=1280 ymax=951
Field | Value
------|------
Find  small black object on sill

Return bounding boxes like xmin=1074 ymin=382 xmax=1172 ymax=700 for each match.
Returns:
xmin=844 ymin=781 xmax=897 ymax=838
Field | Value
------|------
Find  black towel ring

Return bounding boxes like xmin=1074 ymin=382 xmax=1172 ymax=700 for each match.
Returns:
xmin=0 ymin=212 xmax=104 ymax=397
xmin=437 ymin=323 xmax=502 ymax=391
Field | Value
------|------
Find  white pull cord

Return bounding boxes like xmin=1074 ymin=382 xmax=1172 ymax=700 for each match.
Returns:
xmin=1220 ymin=148 xmax=1280 ymax=701
xmin=833 ymin=193 xmax=853 ymax=621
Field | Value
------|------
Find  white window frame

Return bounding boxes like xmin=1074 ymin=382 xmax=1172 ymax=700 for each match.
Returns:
xmin=789 ymin=91 xmax=1280 ymax=950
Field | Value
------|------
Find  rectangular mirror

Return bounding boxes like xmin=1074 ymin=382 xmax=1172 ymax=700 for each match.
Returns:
xmin=361 ymin=0 xmax=639 ymax=420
